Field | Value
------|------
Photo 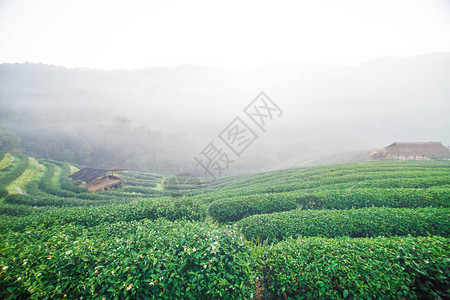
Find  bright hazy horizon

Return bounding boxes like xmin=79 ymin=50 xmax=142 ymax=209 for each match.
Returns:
xmin=1 ymin=0 xmax=450 ymax=70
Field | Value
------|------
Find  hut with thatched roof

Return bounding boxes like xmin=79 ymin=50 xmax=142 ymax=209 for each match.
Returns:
xmin=385 ymin=142 xmax=450 ymax=160
xmin=69 ymin=167 xmax=127 ymax=192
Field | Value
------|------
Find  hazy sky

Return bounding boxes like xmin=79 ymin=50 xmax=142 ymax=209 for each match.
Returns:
xmin=1 ymin=0 xmax=450 ymax=70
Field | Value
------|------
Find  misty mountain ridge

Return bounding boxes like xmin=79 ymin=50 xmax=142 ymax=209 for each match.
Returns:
xmin=0 ymin=53 xmax=449 ymax=174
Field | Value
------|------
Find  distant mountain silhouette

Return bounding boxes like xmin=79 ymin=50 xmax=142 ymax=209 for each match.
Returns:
xmin=1 ymin=53 xmax=449 ymax=171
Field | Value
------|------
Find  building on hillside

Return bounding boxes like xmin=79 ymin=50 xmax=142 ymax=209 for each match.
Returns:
xmin=384 ymin=142 xmax=450 ymax=160
xmin=69 ymin=167 xmax=127 ymax=192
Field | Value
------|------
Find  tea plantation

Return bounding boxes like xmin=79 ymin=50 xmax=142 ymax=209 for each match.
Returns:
xmin=0 ymin=154 xmax=449 ymax=299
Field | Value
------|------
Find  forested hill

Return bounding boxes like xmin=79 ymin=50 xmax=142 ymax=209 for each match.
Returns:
xmin=1 ymin=53 xmax=449 ymax=174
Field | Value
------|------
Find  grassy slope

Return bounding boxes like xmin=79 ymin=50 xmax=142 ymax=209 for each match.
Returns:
xmin=153 ymin=177 xmax=166 ymax=191
xmin=68 ymin=165 xmax=79 ymax=174
xmin=6 ymin=158 xmax=45 ymax=194
xmin=51 ymin=165 xmax=62 ymax=187
xmin=2 ymin=156 xmax=449 ymax=199
xmin=0 ymin=153 xmax=13 ymax=170
xmin=183 ymin=161 xmax=450 ymax=202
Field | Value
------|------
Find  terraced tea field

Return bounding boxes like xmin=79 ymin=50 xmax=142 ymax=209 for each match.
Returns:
xmin=0 ymin=153 xmax=449 ymax=299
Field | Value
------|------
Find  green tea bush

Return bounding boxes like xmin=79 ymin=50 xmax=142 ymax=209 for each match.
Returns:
xmin=59 ymin=163 xmax=87 ymax=193
xmin=257 ymin=236 xmax=450 ymax=299
xmin=38 ymin=163 xmax=76 ymax=197
xmin=68 ymin=191 xmax=119 ymax=200
xmin=198 ymin=174 xmax=450 ymax=204
xmin=96 ymin=190 xmax=148 ymax=199
xmin=208 ymin=194 xmax=298 ymax=223
xmin=123 ymin=186 xmax=162 ymax=195
xmin=358 ymin=176 xmax=450 ymax=189
xmin=7 ymin=197 xmax=206 ymax=231
xmin=0 ymin=203 xmax=43 ymax=217
xmin=0 ymin=220 xmax=254 ymax=299
xmin=210 ymin=168 xmax=450 ymax=200
xmin=209 ymin=168 xmax=450 ymax=198
xmin=124 ymin=180 xmax=158 ymax=187
xmin=237 ymin=207 xmax=450 ymax=242
xmin=0 ymin=155 xmax=29 ymax=187
xmin=0 ymin=186 xmax=8 ymax=198
xmin=296 ymin=187 xmax=450 ymax=210
xmin=0 ymin=215 xmax=19 ymax=233
xmin=123 ymin=172 xmax=164 ymax=180
xmin=209 ymin=187 xmax=449 ymax=222
xmin=4 ymin=193 xmax=133 ymax=208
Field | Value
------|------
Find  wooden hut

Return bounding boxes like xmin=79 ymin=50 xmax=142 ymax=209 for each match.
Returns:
xmin=69 ymin=167 xmax=127 ymax=192
xmin=385 ymin=142 xmax=450 ymax=160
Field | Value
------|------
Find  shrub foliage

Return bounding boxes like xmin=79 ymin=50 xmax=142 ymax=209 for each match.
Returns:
xmin=0 ymin=220 xmax=254 ymax=299
xmin=257 ymin=236 xmax=450 ymax=299
xmin=237 ymin=207 xmax=450 ymax=242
